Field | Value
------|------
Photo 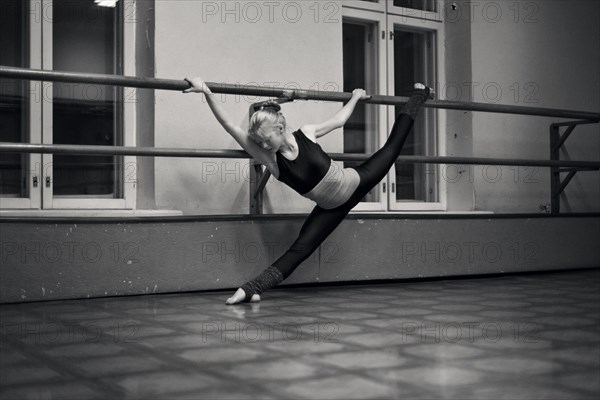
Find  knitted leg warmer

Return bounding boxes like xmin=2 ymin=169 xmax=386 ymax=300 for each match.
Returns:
xmin=239 ymin=266 xmax=284 ymax=302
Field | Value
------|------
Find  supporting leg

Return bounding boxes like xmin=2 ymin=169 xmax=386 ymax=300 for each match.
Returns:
xmin=236 ymin=203 xmax=352 ymax=303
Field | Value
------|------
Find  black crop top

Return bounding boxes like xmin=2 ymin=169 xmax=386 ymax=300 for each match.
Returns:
xmin=276 ymin=130 xmax=331 ymax=194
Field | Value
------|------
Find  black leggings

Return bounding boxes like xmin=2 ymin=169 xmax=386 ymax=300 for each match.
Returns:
xmin=272 ymin=113 xmax=415 ymax=280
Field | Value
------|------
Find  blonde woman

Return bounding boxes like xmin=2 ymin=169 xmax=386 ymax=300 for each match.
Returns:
xmin=184 ymin=78 xmax=432 ymax=304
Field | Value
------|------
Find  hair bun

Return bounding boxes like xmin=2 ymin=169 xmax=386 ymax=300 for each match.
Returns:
xmin=258 ymin=100 xmax=281 ymax=113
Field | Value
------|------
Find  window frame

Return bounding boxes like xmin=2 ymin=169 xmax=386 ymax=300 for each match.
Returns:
xmin=343 ymin=1 xmax=386 ymax=13
xmin=386 ymin=15 xmax=446 ymax=211
xmin=388 ymin=0 xmax=443 ymax=22
xmin=343 ymin=1 xmax=447 ymax=212
xmin=1 ymin=0 xmax=42 ymax=209
xmin=342 ymin=7 xmax=389 ymax=212
xmin=1 ymin=0 xmax=136 ymax=211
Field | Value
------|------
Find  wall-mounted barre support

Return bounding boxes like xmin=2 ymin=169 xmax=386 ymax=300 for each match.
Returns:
xmin=549 ymin=120 xmax=599 ymax=213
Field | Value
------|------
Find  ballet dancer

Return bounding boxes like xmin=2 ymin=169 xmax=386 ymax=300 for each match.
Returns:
xmin=183 ymin=77 xmax=432 ymax=304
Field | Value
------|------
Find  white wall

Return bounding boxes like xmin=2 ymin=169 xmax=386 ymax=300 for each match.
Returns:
xmin=154 ymin=0 xmax=343 ymax=214
xmin=470 ymin=0 xmax=599 ymax=213
xmin=443 ymin=0 xmax=474 ymax=211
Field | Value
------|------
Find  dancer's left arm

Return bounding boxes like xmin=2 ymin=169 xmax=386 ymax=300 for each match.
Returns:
xmin=301 ymin=88 xmax=369 ymax=139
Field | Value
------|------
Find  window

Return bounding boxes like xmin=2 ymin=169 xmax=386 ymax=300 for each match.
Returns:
xmin=392 ymin=28 xmax=437 ymax=204
xmin=345 ymin=0 xmax=441 ymax=20
xmin=343 ymin=20 xmax=381 ymax=205
xmin=393 ymin=0 xmax=436 ymax=12
xmin=343 ymin=0 xmax=445 ymax=211
xmin=51 ymin=0 xmax=123 ymax=198
xmin=0 ymin=0 xmax=135 ymax=212
xmin=0 ymin=0 xmax=33 ymax=203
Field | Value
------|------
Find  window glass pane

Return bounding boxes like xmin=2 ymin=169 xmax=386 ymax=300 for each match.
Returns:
xmin=394 ymin=28 xmax=436 ymax=202
xmin=0 ymin=0 xmax=29 ymax=198
xmin=343 ymin=21 xmax=379 ymax=203
xmin=52 ymin=0 xmax=122 ymax=197
xmin=393 ymin=0 xmax=436 ymax=12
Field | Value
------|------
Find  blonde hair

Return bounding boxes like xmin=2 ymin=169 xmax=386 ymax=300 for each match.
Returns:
xmin=248 ymin=101 xmax=286 ymax=137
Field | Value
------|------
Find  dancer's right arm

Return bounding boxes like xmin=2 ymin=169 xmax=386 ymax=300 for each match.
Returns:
xmin=183 ymin=77 xmax=275 ymax=169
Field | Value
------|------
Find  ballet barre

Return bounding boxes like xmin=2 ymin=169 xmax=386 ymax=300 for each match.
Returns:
xmin=1 ymin=66 xmax=599 ymax=120
xmin=1 ymin=66 xmax=598 ymax=214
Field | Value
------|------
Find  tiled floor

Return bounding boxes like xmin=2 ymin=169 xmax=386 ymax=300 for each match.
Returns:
xmin=1 ymin=269 xmax=599 ymax=400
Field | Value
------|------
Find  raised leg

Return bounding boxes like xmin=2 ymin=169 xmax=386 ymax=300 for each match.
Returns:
xmin=351 ymin=84 xmax=431 ymax=197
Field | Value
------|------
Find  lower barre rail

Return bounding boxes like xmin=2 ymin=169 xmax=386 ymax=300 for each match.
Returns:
xmin=1 ymin=142 xmax=599 ymax=169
